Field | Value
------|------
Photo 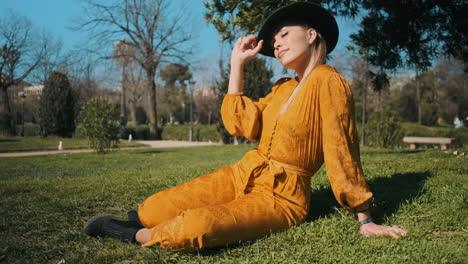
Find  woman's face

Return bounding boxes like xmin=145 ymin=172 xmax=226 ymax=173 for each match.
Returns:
xmin=272 ymin=25 xmax=316 ymax=71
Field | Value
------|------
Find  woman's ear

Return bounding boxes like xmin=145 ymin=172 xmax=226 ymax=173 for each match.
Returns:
xmin=307 ymin=28 xmax=317 ymax=44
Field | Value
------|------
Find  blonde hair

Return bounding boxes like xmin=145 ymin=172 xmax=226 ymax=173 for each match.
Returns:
xmin=278 ymin=29 xmax=328 ymax=116
xmin=309 ymin=30 xmax=328 ymax=70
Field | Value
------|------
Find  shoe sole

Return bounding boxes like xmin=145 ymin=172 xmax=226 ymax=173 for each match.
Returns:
xmin=83 ymin=214 xmax=114 ymax=237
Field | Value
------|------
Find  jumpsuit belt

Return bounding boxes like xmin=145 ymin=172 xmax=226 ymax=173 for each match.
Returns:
xmin=240 ymin=150 xmax=312 ymax=204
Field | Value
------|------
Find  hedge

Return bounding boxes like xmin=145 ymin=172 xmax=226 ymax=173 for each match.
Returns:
xmin=400 ymin=122 xmax=468 ymax=147
xmin=161 ymin=124 xmax=219 ymax=142
xmin=16 ymin=123 xmax=41 ymax=136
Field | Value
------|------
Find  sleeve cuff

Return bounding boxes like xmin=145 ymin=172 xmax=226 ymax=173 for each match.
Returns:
xmin=225 ymin=92 xmax=243 ymax=96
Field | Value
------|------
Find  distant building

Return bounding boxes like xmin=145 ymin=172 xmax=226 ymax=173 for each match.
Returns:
xmin=24 ymin=85 xmax=44 ymax=96
xmin=197 ymin=85 xmax=216 ymax=97
xmin=389 ymin=75 xmax=410 ymax=91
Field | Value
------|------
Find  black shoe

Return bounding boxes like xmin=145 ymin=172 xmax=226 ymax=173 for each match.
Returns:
xmin=83 ymin=215 xmax=141 ymax=242
xmin=127 ymin=209 xmax=144 ymax=229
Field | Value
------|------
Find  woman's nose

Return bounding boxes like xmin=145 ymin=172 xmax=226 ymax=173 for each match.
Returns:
xmin=274 ymin=41 xmax=281 ymax=49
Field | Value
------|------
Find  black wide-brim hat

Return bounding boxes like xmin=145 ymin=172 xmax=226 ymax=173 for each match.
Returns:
xmin=258 ymin=2 xmax=339 ymax=57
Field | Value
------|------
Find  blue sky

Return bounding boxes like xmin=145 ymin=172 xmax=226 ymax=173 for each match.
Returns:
xmin=1 ymin=0 xmax=359 ymax=86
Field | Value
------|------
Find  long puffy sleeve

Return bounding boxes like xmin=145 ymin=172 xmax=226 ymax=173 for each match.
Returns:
xmin=320 ymin=73 xmax=373 ymax=212
xmin=221 ymin=79 xmax=287 ymax=141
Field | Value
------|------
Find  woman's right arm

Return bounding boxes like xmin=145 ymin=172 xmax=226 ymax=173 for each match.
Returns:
xmin=228 ymin=36 xmax=263 ymax=94
xmin=221 ymin=36 xmax=267 ymax=141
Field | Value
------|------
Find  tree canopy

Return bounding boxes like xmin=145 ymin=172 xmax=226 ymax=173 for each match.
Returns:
xmin=204 ymin=0 xmax=360 ymax=43
xmin=350 ymin=0 xmax=467 ymax=72
xmin=204 ymin=0 xmax=467 ymax=71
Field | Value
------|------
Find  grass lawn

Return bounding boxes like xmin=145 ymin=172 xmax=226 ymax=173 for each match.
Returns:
xmin=0 ymin=145 xmax=466 ymax=263
xmin=0 ymin=136 xmax=148 ymax=153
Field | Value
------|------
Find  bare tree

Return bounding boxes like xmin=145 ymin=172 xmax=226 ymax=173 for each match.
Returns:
xmin=113 ymin=38 xmax=134 ymax=124
xmin=30 ymin=32 xmax=65 ymax=84
xmin=61 ymin=49 xmax=102 ymax=107
xmin=76 ymin=0 xmax=192 ymax=138
xmin=194 ymin=85 xmax=218 ymax=125
xmin=125 ymin=61 xmax=146 ymax=126
xmin=0 ymin=10 xmax=47 ymax=133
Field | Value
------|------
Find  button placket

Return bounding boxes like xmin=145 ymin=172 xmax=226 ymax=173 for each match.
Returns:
xmin=267 ymin=119 xmax=278 ymax=159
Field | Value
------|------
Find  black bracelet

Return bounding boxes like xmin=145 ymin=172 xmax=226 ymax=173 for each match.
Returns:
xmin=360 ymin=218 xmax=373 ymax=225
xmin=356 ymin=208 xmax=370 ymax=213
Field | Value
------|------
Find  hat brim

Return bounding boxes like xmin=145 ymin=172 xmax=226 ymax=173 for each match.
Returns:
xmin=258 ymin=2 xmax=339 ymax=57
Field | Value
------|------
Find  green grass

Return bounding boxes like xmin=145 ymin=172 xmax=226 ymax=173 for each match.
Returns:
xmin=0 ymin=136 xmax=148 ymax=152
xmin=0 ymin=145 xmax=467 ymax=263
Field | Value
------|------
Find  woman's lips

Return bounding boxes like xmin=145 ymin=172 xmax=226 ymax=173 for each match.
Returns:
xmin=278 ymin=49 xmax=288 ymax=58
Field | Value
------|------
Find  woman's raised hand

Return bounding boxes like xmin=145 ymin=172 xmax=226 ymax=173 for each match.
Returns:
xmin=231 ymin=35 xmax=264 ymax=66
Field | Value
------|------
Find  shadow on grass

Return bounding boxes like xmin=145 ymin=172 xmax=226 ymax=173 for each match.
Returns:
xmin=0 ymin=138 xmax=19 ymax=143
xmin=158 ymin=171 xmax=432 ymax=257
xmin=197 ymin=171 xmax=431 ymax=256
xmin=307 ymin=171 xmax=432 ymax=222
xmin=192 ymin=241 xmax=256 ymax=257
xmin=135 ymin=149 xmax=171 ymax=155
xmin=362 ymin=149 xmax=424 ymax=155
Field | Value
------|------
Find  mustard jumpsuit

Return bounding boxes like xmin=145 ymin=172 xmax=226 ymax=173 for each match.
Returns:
xmin=138 ymin=65 xmax=373 ymax=252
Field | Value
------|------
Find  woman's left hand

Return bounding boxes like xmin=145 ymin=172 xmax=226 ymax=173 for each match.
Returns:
xmin=360 ymin=222 xmax=408 ymax=238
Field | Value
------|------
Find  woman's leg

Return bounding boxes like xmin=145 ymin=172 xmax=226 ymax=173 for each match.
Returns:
xmin=138 ymin=165 xmax=238 ymax=228
xmin=140 ymin=192 xmax=298 ymax=252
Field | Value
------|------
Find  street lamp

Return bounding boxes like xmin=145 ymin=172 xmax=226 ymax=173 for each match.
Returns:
xmin=18 ymin=91 xmax=26 ymax=137
xmin=188 ymin=80 xmax=196 ymax=142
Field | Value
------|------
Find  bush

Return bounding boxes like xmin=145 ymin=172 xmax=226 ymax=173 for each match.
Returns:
xmin=0 ymin=112 xmax=16 ymax=136
xmin=447 ymin=128 xmax=468 ymax=147
xmin=366 ymin=106 xmax=403 ymax=148
xmin=16 ymin=123 xmax=40 ymax=136
xmin=122 ymin=125 xmax=136 ymax=140
xmin=135 ymin=125 xmax=150 ymax=140
xmin=421 ymin=103 xmax=440 ymax=126
xmin=78 ymin=97 xmax=120 ymax=153
xmin=135 ymin=106 xmax=148 ymax=125
xmin=38 ymin=72 xmax=77 ymax=137
xmin=73 ymin=123 xmax=87 ymax=138
xmin=161 ymin=124 xmax=220 ymax=142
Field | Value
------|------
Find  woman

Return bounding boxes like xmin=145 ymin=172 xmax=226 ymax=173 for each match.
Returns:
xmin=84 ymin=2 xmax=407 ymax=252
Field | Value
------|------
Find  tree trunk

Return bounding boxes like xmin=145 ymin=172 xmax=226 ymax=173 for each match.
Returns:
xmin=415 ymin=69 xmax=422 ymax=124
xmin=0 ymin=86 xmax=16 ymax=135
xmin=129 ymin=102 xmax=137 ymax=127
xmin=120 ymin=65 xmax=127 ymax=125
xmin=146 ymin=70 xmax=158 ymax=139
xmin=0 ymin=86 xmax=12 ymax=114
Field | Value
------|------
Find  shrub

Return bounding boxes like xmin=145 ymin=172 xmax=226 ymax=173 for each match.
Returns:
xmin=16 ymin=123 xmax=40 ymax=136
xmin=78 ymin=97 xmax=120 ymax=153
xmin=421 ymin=103 xmax=440 ymax=126
xmin=122 ymin=125 xmax=136 ymax=140
xmin=366 ymin=106 xmax=403 ymax=148
xmin=38 ymin=72 xmax=77 ymax=137
xmin=161 ymin=124 xmax=220 ymax=142
xmin=161 ymin=125 xmax=187 ymax=140
xmin=135 ymin=106 xmax=147 ymax=125
xmin=135 ymin=125 xmax=150 ymax=140
xmin=195 ymin=124 xmax=220 ymax=142
xmin=0 ymin=112 xmax=16 ymax=136
xmin=73 ymin=123 xmax=87 ymax=138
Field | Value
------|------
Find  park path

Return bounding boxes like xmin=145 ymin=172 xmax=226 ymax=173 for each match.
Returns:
xmin=0 ymin=140 xmax=221 ymax=158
